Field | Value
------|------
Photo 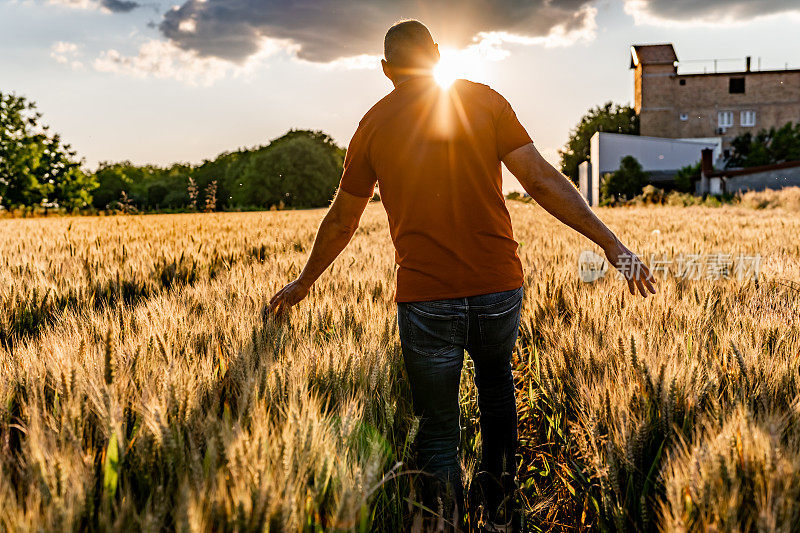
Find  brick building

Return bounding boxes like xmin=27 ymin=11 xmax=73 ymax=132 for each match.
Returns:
xmin=631 ymin=43 xmax=800 ymax=153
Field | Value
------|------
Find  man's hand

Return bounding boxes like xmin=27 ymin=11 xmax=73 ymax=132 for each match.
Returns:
xmin=267 ymin=278 xmax=311 ymax=315
xmin=265 ymin=189 xmax=369 ymax=317
xmin=603 ymin=240 xmax=657 ymax=297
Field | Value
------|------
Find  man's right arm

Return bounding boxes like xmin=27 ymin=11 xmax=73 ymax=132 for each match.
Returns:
xmin=502 ymin=142 xmax=656 ymax=297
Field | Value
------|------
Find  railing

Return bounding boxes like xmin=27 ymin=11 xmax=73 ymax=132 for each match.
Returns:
xmin=676 ymin=57 xmax=795 ymax=75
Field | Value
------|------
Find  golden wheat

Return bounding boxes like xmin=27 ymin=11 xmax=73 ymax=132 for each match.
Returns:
xmin=0 ymin=201 xmax=798 ymax=531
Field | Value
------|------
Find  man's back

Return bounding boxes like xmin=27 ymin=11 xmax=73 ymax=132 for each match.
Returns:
xmin=339 ymin=77 xmax=532 ymax=302
xmin=268 ymin=21 xmax=655 ymax=530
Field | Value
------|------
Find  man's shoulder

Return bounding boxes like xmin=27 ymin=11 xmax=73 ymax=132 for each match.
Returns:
xmin=454 ymin=78 xmax=500 ymax=95
xmin=454 ymin=78 xmax=490 ymax=91
xmin=453 ymin=79 xmax=504 ymax=106
xmin=358 ymin=91 xmax=396 ymax=127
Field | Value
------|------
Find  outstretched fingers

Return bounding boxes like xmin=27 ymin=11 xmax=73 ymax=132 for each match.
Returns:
xmin=640 ymin=264 xmax=657 ymax=295
xmin=267 ymin=280 xmax=311 ymax=316
xmin=268 ymin=287 xmax=290 ymax=315
xmin=631 ymin=262 xmax=657 ymax=297
xmin=267 ymin=289 xmax=283 ymax=311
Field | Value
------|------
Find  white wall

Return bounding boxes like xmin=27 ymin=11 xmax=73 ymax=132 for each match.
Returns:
xmin=578 ymin=160 xmax=592 ymax=206
xmin=590 ymin=134 xmax=600 ymax=206
xmin=591 ymin=132 xmax=721 ymax=174
xmin=587 ymin=132 xmax=722 ymax=205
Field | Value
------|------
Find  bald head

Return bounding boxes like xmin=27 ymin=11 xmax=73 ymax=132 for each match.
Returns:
xmin=383 ymin=20 xmax=439 ymax=70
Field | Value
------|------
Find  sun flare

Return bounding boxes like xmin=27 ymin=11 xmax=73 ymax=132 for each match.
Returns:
xmin=433 ymin=47 xmax=487 ymax=88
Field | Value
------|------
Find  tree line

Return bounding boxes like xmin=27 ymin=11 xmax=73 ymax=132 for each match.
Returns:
xmin=91 ymin=129 xmax=345 ymax=212
xmin=1 ymin=91 xmax=346 ymax=213
xmin=5 ymin=90 xmax=799 ymax=213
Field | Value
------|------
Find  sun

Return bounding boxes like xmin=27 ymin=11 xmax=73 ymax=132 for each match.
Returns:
xmin=433 ymin=47 xmax=486 ymax=88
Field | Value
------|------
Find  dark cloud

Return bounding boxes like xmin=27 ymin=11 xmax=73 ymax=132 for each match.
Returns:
xmin=629 ymin=0 xmax=800 ymax=21
xmin=158 ymin=0 xmax=595 ymax=63
xmin=102 ymin=0 xmax=140 ymax=13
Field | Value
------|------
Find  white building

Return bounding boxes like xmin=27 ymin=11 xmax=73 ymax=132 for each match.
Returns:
xmin=579 ymin=132 xmax=722 ymax=206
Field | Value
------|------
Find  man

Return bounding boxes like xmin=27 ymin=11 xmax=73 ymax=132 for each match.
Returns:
xmin=268 ymin=20 xmax=656 ymax=531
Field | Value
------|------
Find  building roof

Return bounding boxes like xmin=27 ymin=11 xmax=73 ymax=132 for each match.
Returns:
xmin=648 ymin=170 xmax=680 ymax=183
xmin=707 ymin=159 xmax=800 ymax=178
xmin=630 ymin=44 xmax=678 ymax=68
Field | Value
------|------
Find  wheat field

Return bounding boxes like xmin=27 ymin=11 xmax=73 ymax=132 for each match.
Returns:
xmin=1 ymin=200 xmax=799 ymax=531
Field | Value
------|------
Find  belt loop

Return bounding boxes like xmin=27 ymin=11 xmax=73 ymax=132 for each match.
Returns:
xmin=463 ymin=296 xmax=469 ymax=341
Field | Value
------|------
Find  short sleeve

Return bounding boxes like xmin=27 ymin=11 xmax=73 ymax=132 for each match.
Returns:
xmin=492 ymin=90 xmax=532 ymax=159
xmin=338 ymin=122 xmax=378 ymax=198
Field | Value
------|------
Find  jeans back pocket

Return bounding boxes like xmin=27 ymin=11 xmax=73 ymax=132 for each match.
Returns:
xmin=477 ymin=288 xmax=523 ymax=349
xmin=401 ymin=303 xmax=459 ymax=356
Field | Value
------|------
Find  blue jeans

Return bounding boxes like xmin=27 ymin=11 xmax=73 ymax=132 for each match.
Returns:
xmin=397 ymin=286 xmax=523 ymax=522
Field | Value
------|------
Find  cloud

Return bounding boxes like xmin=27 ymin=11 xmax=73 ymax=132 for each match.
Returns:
xmin=312 ymin=54 xmax=382 ymax=71
xmin=47 ymin=0 xmax=96 ymax=8
xmin=50 ymin=41 xmax=84 ymax=69
xmin=101 ymin=0 xmax=140 ymax=13
xmin=624 ymin=0 xmax=800 ymax=26
xmin=157 ymin=0 xmax=598 ymax=64
xmin=93 ymin=38 xmax=287 ymax=85
xmin=46 ymin=0 xmax=140 ymax=13
xmin=478 ymin=5 xmax=598 ymax=49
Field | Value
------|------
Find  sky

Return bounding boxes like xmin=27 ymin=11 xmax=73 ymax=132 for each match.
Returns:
xmin=2 ymin=0 xmax=800 ymax=191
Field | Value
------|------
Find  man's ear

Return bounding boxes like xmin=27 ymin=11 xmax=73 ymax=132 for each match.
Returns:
xmin=381 ymin=59 xmax=393 ymax=82
xmin=433 ymin=43 xmax=440 ymax=63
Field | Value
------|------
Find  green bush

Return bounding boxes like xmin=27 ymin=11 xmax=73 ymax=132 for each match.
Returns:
xmin=600 ymin=155 xmax=650 ymax=204
xmin=635 ymin=184 xmax=665 ymax=204
xmin=665 ymin=191 xmax=701 ymax=206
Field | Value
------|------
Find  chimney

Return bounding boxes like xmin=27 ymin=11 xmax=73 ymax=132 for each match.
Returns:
xmin=700 ymin=148 xmax=714 ymax=195
xmin=701 ymin=148 xmax=714 ymax=175
xmin=746 ymin=56 xmax=751 ymax=72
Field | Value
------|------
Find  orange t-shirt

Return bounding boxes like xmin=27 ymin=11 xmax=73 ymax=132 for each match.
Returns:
xmin=339 ymin=76 xmax=532 ymax=303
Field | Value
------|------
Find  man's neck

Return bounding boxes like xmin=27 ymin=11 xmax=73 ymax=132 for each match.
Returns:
xmin=392 ymin=72 xmax=434 ymax=88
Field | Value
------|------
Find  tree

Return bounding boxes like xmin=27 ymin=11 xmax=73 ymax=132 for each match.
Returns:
xmin=0 ymin=92 xmax=94 ymax=210
xmin=559 ymin=102 xmax=639 ymax=184
xmin=91 ymin=162 xmax=138 ymax=209
xmin=601 ymin=155 xmax=649 ymax=204
xmin=673 ymin=161 xmax=701 ymax=193
xmin=228 ymin=130 xmax=345 ymax=208
xmin=728 ymin=122 xmax=800 ymax=168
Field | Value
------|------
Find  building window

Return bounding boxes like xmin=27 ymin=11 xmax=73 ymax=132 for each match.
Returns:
xmin=679 ymin=79 xmax=686 ymax=86
xmin=729 ymin=77 xmax=745 ymax=93
xmin=680 ymin=113 xmax=689 ymax=121
xmin=718 ymin=111 xmax=734 ymax=128
xmin=740 ymin=110 xmax=756 ymax=127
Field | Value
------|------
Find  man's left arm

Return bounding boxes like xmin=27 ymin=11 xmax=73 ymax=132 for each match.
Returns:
xmin=267 ymin=189 xmax=370 ymax=314
xmin=503 ymin=142 xmax=656 ymax=297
